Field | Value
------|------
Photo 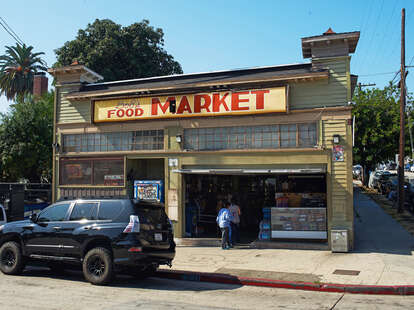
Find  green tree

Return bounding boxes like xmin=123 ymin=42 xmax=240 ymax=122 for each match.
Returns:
xmin=0 ymin=43 xmax=47 ymax=100
xmin=352 ymin=83 xmax=412 ymax=172
xmin=0 ymin=92 xmax=53 ymax=182
xmin=54 ymin=19 xmax=183 ymax=81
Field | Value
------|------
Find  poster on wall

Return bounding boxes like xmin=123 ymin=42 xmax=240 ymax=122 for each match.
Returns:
xmin=332 ymin=145 xmax=344 ymax=162
xmin=168 ymin=189 xmax=178 ymax=221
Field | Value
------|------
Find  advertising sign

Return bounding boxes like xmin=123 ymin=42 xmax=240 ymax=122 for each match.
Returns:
xmin=332 ymin=145 xmax=345 ymax=162
xmin=94 ymin=87 xmax=287 ymax=122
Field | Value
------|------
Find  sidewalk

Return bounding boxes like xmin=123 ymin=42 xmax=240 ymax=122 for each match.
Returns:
xmin=158 ymin=187 xmax=414 ymax=292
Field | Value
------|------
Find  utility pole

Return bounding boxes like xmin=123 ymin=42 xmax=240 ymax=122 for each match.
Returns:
xmin=398 ymin=8 xmax=406 ymax=214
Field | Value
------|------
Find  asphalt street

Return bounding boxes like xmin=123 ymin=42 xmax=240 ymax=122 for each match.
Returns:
xmin=0 ymin=267 xmax=413 ymax=310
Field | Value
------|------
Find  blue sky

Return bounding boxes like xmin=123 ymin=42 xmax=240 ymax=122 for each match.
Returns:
xmin=0 ymin=0 xmax=413 ymax=112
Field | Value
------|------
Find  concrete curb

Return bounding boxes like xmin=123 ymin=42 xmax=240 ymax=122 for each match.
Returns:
xmin=155 ymin=269 xmax=414 ymax=296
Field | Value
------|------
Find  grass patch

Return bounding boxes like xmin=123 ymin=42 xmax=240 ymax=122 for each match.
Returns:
xmin=358 ymin=185 xmax=414 ymax=236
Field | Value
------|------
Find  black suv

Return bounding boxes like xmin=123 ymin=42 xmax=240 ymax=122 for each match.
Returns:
xmin=0 ymin=198 xmax=175 ymax=285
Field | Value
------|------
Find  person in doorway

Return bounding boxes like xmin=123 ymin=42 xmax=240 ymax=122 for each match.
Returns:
xmin=229 ymin=198 xmax=241 ymax=244
xmin=216 ymin=202 xmax=233 ymax=249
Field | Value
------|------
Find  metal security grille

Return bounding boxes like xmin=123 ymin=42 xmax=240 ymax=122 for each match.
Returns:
xmin=184 ymin=123 xmax=317 ymax=151
xmin=62 ymin=130 xmax=164 ymax=153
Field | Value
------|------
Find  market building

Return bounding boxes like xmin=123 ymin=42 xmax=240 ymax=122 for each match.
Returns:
xmin=48 ymin=29 xmax=359 ymax=251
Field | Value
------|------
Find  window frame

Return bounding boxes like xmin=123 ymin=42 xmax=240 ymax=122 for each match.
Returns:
xmin=62 ymin=130 xmax=164 ymax=153
xmin=37 ymin=202 xmax=72 ymax=222
xmin=69 ymin=202 xmax=100 ymax=221
xmin=59 ymin=157 xmax=125 ymax=187
xmin=183 ymin=122 xmax=318 ymax=151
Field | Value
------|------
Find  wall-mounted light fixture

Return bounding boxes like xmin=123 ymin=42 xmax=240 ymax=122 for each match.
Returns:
xmin=332 ymin=134 xmax=340 ymax=144
xmin=176 ymin=134 xmax=182 ymax=143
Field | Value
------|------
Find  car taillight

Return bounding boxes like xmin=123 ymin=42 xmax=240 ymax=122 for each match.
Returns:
xmin=128 ymin=247 xmax=142 ymax=252
xmin=123 ymin=215 xmax=140 ymax=233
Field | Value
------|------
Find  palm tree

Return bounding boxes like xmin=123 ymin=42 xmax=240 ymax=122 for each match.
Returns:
xmin=0 ymin=43 xmax=47 ymax=101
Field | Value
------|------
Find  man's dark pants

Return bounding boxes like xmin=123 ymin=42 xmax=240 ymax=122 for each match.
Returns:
xmin=220 ymin=227 xmax=229 ymax=249
xmin=231 ymin=222 xmax=240 ymax=244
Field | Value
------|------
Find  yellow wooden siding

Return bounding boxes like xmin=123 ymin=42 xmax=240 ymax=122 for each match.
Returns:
xmin=290 ymin=59 xmax=348 ymax=110
xmin=323 ymin=119 xmax=352 ymax=225
xmin=57 ymin=88 xmax=90 ymax=123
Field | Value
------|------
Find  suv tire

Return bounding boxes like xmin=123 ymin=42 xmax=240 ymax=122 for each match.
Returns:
xmin=0 ymin=241 xmax=25 ymax=275
xmin=82 ymin=247 xmax=113 ymax=285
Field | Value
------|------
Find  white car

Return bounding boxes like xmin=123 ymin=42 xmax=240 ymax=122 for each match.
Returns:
xmin=0 ymin=204 xmax=6 ymax=225
xmin=410 ymin=165 xmax=414 ymax=172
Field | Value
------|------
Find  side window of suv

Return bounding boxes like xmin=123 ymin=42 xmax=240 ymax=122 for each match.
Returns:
xmin=98 ymin=201 xmax=124 ymax=221
xmin=70 ymin=202 xmax=99 ymax=221
xmin=38 ymin=203 xmax=71 ymax=222
xmin=0 ymin=207 xmax=4 ymax=221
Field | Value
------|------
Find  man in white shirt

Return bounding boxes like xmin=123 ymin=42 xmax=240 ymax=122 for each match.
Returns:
xmin=228 ymin=198 xmax=241 ymax=244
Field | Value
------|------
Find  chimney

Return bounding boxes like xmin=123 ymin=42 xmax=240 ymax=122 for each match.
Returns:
xmin=33 ymin=72 xmax=48 ymax=97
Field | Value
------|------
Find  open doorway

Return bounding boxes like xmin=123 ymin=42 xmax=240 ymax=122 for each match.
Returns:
xmin=184 ymin=173 xmax=327 ymax=243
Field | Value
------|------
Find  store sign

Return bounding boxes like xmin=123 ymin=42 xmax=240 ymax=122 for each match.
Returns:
xmin=93 ymin=87 xmax=287 ymax=122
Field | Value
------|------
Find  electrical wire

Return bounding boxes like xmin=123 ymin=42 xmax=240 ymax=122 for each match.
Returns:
xmin=359 ymin=71 xmax=398 ymax=77
xmin=369 ymin=1 xmax=398 ymax=69
xmin=0 ymin=17 xmax=24 ymax=45
xmin=359 ymin=0 xmax=385 ymax=74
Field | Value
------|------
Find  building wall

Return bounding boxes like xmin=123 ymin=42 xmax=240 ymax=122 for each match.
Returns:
xmin=57 ymin=85 xmax=90 ymax=124
xmin=290 ymin=57 xmax=349 ymax=110
xmin=53 ymin=55 xmax=354 ymax=248
xmin=54 ymin=58 xmax=350 ymax=125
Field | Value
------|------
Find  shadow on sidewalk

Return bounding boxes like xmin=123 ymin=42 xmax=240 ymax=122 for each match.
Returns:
xmin=20 ymin=266 xmax=241 ymax=291
xmin=353 ymin=187 xmax=414 ymax=255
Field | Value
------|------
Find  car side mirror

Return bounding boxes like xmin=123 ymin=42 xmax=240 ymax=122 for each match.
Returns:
xmin=30 ymin=213 xmax=38 ymax=223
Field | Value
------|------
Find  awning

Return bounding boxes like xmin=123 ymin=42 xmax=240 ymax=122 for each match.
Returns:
xmin=172 ymin=167 xmax=326 ymax=175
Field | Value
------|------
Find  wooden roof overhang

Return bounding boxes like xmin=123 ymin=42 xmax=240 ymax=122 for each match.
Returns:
xmin=65 ymin=70 xmax=329 ymax=101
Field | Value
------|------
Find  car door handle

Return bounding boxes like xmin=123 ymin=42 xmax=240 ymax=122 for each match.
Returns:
xmin=22 ymin=226 xmax=34 ymax=230
xmin=83 ymin=226 xmax=92 ymax=230
xmin=52 ymin=226 xmax=61 ymax=231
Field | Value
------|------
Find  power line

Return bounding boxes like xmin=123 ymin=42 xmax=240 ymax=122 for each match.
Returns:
xmin=359 ymin=0 xmax=385 ymax=74
xmin=369 ymin=0 xmax=398 ymax=69
xmin=0 ymin=17 xmax=24 ymax=45
xmin=359 ymin=71 xmax=398 ymax=77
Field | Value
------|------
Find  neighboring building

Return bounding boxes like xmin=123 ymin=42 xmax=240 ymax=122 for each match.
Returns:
xmin=48 ymin=29 xmax=359 ymax=250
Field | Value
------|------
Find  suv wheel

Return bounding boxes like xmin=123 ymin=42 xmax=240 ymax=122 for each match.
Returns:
xmin=82 ymin=247 xmax=113 ymax=285
xmin=0 ymin=241 xmax=25 ymax=275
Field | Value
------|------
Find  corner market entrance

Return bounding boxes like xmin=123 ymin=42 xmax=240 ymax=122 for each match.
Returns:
xmin=178 ymin=168 xmax=328 ymax=243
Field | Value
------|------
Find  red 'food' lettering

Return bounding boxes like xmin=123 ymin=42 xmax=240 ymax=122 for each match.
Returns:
xmin=116 ymin=109 xmax=125 ymax=117
xmin=231 ymin=92 xmax=249 ymax=111
xmin=151 ymin=97 xmax=175 ymax=115
xmin=194 ymin=94 xmax=211 ymax=113
xmin=177 ymin=96 xmax=192 ymax=114
xmin=213 ymin=93 xmax=229 ymax=112
xmin=125 ymin=109 xmax=134 ymax=117
xmin=107 ymin=109 xmax=116 ymax=118
xmin=251 ymin=90 xmax=270 ymax=110
xmin=135 ymin=107 xmax=144 ymax=116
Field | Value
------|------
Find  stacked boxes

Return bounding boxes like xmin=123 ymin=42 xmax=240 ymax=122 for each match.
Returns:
xmin=258 ymin=208 xmax=271 ymax=240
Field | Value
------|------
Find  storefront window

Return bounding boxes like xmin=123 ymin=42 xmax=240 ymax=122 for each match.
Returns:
xmin=60 ymin=158 xmax=124 ymax=186
xmin=62 ymin=130 xmax=164 ymax=153
xmin=184 ymin=123 xmax=317 ymax=151
xmin=298 ymin=123 xmax=317 ymax=147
